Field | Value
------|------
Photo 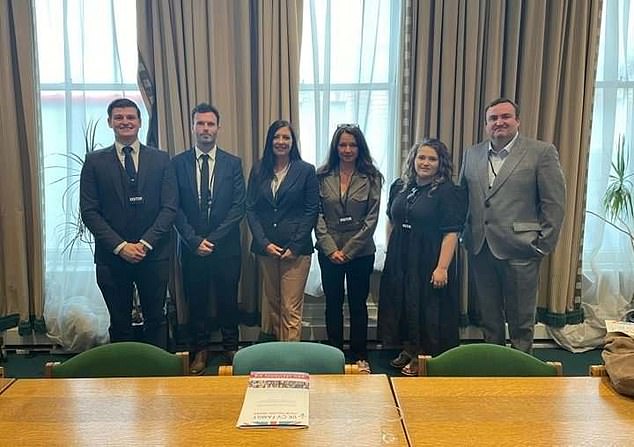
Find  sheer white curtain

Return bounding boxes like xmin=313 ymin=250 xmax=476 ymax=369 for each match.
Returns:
xmin=36 ymin=0 xmax=147 ymax=350
xmin=567 ymin=0 xmax=634 ymax=350
xmin=298 ymin=0 xmax=402 ymax=323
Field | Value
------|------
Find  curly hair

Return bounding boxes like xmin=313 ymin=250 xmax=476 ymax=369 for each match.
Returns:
xmin=317 ymin=124 xmax=383 ymax=185
xmin=401 ymin=138 xmax=453 ymax=195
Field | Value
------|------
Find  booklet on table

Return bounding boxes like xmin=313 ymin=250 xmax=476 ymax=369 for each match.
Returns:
xmin=236 ymin=371 xmax=310 ymax=428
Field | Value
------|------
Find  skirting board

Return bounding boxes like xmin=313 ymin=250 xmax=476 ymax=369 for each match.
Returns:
xmin=3 ymin=322 xmax=550 ymax=349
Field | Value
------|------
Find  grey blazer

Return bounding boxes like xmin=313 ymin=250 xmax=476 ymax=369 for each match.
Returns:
xmin=459 ymin=135 xmax=566 ymax=260
xmin=315 ymin=170 xmax=381 ymax=259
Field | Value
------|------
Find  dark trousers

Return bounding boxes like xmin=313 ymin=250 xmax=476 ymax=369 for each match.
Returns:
xmin=96 ymin=258 xmax=169 ymax=349
xmin=318 ymin=253 xmax=374 ymax=361
xmin=181 ymin=252 xmax=241 ymax=351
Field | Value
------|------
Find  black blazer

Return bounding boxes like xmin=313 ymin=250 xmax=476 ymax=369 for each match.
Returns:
xmin=79 ymin=144 xmax=178 ymax=264
xmin=172 ymin=147 xmax=245 ymax=258
xmin=246 ymin=160 xmax=319 ymax=256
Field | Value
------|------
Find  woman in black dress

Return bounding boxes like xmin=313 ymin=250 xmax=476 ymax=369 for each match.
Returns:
xmin=378 ymin=139 xmax=467 ymax=375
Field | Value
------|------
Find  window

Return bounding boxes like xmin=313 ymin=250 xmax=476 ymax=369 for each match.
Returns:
xmin=299 ymin=0 xmax=403 ymax=249
xmin=583 ymin=0 xmax=634 ymax=306
xmin=35 ymin=0 xmax=146 ymax=308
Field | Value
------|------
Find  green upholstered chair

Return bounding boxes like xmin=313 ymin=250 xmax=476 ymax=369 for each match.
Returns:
xmin=417 ymin=343 xmax=563 ymax=377
xmin=45 ymin=341 xmax=189 ymax=378
xmin=218 ymin=341 xmax=357 ymax=375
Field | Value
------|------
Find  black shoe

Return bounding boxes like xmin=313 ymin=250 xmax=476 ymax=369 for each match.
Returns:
xmin=390 ymin=350 xmax=412 ymax=369
xmin=190 ymin=350 xmax=208 ymax=375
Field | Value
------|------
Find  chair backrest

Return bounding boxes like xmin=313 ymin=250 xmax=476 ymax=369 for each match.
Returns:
xmin=45 ymin=342 xmax=189 ymax=378
xmin=0 ymin=313 xmax=19 ymax=332
xmin=419 ymin=344 xmax=562 ymax=377
xmin=230 ymin=342 xmax=346 ymax=375
xmin=589 ymin=364 xmax=608 ymax=377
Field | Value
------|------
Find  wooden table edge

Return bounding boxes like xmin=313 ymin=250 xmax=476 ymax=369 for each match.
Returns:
xmin=0 ymin=378 xmax=16 ymax=396
xmin=387 ymin=376 xmax=413 ymax=447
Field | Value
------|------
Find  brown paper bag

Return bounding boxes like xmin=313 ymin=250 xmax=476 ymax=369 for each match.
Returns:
xmin=602 ymin=334 xmax=634 ymax=397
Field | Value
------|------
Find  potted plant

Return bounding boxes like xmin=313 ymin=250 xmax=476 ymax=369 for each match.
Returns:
xmin=51 ymin=119 xmax=100 ymax=257
xmin=587 ymin=135 xmax=634 ymax=249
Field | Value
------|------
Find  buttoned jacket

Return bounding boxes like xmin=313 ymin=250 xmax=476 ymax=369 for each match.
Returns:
xmin=315 ymin=170 xmax=381 ymax=259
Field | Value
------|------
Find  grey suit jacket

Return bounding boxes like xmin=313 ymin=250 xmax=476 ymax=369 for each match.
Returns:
xmin=315 ymin=170 xmax=381 ymax=259
xmin=459 ymin=135 xmax=565 ymax=260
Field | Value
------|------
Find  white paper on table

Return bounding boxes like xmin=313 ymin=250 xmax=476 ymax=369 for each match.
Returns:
xmin=605 ymin=320 xmax=634 ymax=338
xmin=236 ymin=371 xmax=310 ymax=429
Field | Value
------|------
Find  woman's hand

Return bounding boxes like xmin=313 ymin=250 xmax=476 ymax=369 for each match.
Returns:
xmin=431 ymin=267 xmax=448 ymax=288
xmin=280 ymin=248 xmax=296 ymax=260
xmin=265 ymin=243 xmax=285 ymax=257
xmin=328 ymin=250 xmax=348 ymax=264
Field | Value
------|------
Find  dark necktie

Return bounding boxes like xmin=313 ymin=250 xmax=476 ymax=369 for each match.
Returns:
xmin=123 ymin=146 xmax=136 ymax=183
xmin=200 ymin=154 xmax=210 ymax=222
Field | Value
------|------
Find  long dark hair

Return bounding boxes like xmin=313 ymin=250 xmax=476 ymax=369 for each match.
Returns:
xmin=401 ymin=138 xmax=453 ymax=194
xmin=256 ymin=120 xmax=302 ymax=181
xmin=317 ymin=125 xmax=383 ymax=185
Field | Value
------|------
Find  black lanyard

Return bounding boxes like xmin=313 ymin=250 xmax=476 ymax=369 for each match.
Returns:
xmin=403 ymin=185 xmax=422 ymax=228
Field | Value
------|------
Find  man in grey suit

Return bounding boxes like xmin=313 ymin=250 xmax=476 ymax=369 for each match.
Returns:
xmin=459 ymin=98 xmax=565 ymax=353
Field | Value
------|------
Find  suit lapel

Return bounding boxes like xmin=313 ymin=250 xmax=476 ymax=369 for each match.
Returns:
xmin=347 ymin=172 xmax=368 ymax=198
xmin=184 ymin=149 xmax=198 ymax=204
xmin=323 ymin=173 xmax=339 ymax=201
xmin=274 ymin=161 xmax=301 ymax=204
xmin=137 ymin=145 xmax=148 ymax=193
xmin=210 ymin=148 xmax=226 ymax=209
xmin=488 ymin=137 xmax=528 ymax=196
xmin=474 ymin=144 xmax=490 ymax=196
xmin=107 ymin=145 xmax=127 ymax=207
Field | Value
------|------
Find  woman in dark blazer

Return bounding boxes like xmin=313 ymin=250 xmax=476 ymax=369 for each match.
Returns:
xmin=315 ymin=124 xmax=383 ymax=373
xmin=246 ymin=120 xmax=319 ymax=341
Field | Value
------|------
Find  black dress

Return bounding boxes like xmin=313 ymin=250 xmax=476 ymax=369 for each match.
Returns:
xmin=378 ymin=179 xmax=467 ymax=356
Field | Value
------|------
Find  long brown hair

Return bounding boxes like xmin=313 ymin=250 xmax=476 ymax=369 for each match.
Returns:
xmin=317 ymin=125 xmax=383 ymax=185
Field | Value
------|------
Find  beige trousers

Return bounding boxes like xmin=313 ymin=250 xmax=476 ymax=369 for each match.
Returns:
xmin=259 ymin=255 xmax=311 ymax=341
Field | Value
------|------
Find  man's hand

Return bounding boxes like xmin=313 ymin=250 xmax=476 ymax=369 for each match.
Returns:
xmin=119 ymin=242 xmax=147 ymax=264
xmin=196 ymin=239 xmax=215 ymax=256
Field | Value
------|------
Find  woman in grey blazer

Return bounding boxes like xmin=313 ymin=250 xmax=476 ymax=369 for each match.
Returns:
xmin=315 ymin=124 xmax=383 ymax=373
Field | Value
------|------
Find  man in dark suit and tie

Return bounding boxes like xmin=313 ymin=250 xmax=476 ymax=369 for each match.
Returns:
xmin=459 ymin=98 xmax=566 ymax=353
xmin=80 ymin=98 xmax=177 ymax=349
xmin=172 ymin=103 xmax=245 ymax=374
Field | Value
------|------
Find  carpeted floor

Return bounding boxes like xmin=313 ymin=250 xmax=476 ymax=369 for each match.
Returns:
xmin=1 ymin=344 xmax=603 ymax=378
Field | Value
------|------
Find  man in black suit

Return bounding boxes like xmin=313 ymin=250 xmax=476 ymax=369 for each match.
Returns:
xmin=80 ymin=98 xmax=177 ymax=349
xmin=172 ymin=103 xmax=245 ymax=374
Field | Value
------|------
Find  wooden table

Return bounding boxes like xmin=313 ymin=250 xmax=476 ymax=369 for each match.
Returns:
xmin=392 ymin=376 xmax=634 ymax=446
xmin=0 ymin=374 xmax=407 ymax=446
xmin=0 ymin=378 xmax=15 ymax=396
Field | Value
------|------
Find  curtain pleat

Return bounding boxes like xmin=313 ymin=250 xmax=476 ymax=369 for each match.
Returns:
xmin=136 ymin=0 xmax=302 ymax=334
xmin=400 ymin=0 xmax=601 ymax=328
xmin=0 ymin=0 xmax=44 ymax=335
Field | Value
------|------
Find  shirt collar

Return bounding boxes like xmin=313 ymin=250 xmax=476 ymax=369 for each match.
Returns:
xmin=115 ymin=140 xmax=141 ymax=154
xmin=195 ymin=145 xmax=217 ymax=160
xmin=489 ymin=132 xmax=519 ymax=156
